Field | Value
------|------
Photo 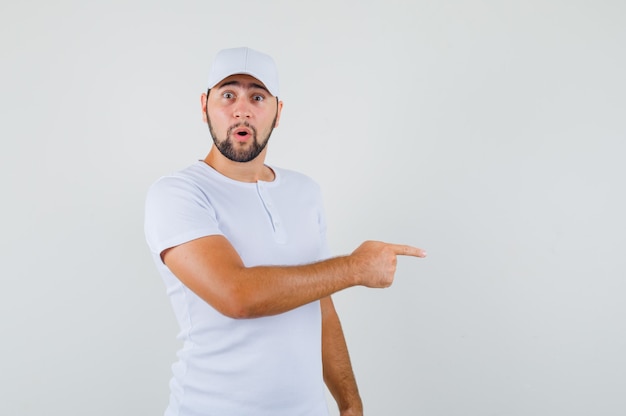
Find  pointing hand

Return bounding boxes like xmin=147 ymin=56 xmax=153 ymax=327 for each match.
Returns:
xmin=350 ymin=240 xmax=426 ymax=288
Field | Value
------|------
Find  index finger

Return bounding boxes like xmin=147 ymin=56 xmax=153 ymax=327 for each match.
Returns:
xmin=388 ymin=244 xmax=427 ymax=258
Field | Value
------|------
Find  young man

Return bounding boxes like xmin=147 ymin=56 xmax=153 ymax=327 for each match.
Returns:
xmin=145 ymin=47 xmax=426 ymax=416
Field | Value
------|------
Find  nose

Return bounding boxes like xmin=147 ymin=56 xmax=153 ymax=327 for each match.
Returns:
xmin=233 ymin=99 xmax=251 ymax=119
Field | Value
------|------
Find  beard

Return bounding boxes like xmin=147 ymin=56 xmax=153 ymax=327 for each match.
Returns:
xmin=207 ymin=114 xmax=277 ymax=163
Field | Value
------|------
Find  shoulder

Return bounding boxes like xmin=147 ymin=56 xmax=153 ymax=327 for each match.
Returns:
xmin=148 ymin=162 xmax=211 ymax=192
xmin=146 ymin=162 xmax=213 ymax=207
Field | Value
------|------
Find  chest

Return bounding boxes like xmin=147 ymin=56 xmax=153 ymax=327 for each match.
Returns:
xmin=205 ymin=183 xmax=324 ymax=266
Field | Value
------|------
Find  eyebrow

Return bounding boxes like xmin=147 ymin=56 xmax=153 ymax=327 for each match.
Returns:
xmin=217 ymin=80 xmax=270 ymax=94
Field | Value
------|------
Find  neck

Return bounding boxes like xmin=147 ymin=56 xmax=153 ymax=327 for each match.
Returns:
xmin=203 ymin=146 xmax=275 ymax=183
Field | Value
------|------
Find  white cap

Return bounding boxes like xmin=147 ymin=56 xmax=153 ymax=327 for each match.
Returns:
xmin=207 ymin=47 xmax=279 ymax=97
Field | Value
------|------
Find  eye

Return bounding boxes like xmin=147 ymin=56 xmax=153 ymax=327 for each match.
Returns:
xmin=222 ymin=92 xmax=234 ymax=99
xmin=252 ymin=94 xmax=265 ymax=102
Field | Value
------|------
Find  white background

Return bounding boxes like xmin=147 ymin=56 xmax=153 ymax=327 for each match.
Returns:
xmin=2 ymin=1 xmax=625 ymax=415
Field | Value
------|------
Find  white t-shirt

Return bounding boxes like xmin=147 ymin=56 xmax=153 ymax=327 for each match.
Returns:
xmin=145 ymin=161 xmax=331 ymax=416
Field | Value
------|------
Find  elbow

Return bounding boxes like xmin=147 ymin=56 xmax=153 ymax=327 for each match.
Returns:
xmin=214 ymin=288 xmax=263 ymax=320
xmin=221 ymin=303 xmax=255 ymax=320
xmin=201 ymin=269 xmax=269 ymax=319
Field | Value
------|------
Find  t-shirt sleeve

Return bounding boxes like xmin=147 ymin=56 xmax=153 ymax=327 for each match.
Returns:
xmin=144 ymin=175 xmax=223 ymax=261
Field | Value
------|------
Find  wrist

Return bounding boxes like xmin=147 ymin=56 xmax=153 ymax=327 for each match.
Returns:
xmin=339 ymin=396 xmax=363 ymax=416
xmin=340 ymin=254 xmax=363 ymax=287
xmin=340 ymin=405 xmax=363 ymax=416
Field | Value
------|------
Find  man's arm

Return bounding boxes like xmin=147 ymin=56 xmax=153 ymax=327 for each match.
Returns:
xmin=321 ymin=296 xmax=363 ymax=416
xmin=162 ymin=235 xmax=425 ymax=319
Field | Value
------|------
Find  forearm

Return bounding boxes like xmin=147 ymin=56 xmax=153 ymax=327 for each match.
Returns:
xmin=231 ymin=256 xmax=359 ymax=318
xmin=321 ymin=297 xmax=363 ymax=415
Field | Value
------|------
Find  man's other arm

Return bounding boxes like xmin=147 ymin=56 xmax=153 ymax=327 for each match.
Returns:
xmin=321 ymin=296 xmax=363 ymax=416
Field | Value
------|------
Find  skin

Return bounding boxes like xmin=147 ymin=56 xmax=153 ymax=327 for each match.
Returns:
xmin=163 ymin=74 xmax=427 ymax=416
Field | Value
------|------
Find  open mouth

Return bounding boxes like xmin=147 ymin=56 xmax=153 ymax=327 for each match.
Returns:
xmin=232 ymin=126 xmax=253 ymax=140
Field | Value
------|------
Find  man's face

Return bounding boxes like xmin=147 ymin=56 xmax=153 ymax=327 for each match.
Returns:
xmin=202 ymin=74 xmax=282 ymax=163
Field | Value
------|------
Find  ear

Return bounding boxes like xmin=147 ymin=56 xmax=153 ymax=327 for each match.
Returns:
xmin=274 ymin=100 xmax=284 ymax=128
xmin=201 ymin=92 xmax=208 ymax=123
